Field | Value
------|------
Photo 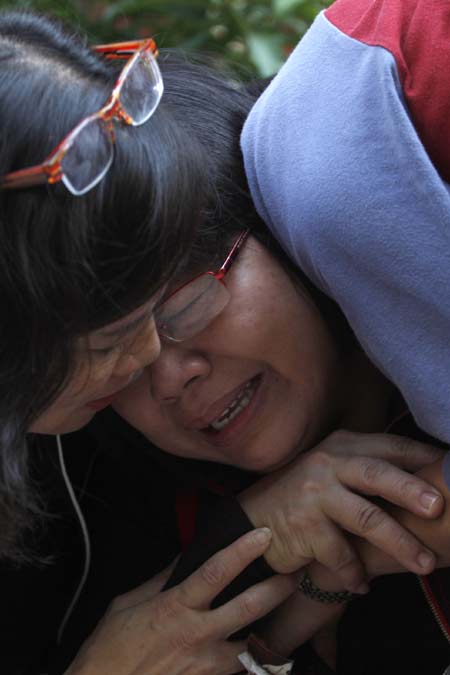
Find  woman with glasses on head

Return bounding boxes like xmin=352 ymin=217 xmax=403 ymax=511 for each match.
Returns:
xmin=111 ymin=58 xmax=450 ymax=675
xmin=0 ymin=10 xmax=298 ymax=675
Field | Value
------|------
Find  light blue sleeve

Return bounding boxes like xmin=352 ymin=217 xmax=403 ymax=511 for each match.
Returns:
xmin=241 ymin=13 xmax=450 ymax=444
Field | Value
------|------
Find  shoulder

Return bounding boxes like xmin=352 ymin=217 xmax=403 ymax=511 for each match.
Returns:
xmin=325 ymin=0 xmax=450 ymax=182
xmin=241 ymin=0 xmax=450 ymax=285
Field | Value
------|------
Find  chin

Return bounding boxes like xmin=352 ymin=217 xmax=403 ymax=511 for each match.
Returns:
xmin=57 ymin=418 xmax=95 ymax=434
xmin=31 ymin=408 xmax=95 ymax=435
xmin=241 ymin=452 xmax=296 ymax=474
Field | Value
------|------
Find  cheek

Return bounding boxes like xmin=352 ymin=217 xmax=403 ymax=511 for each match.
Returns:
xmin=65 ymin=356 xmax=118 ymax=398
xmin=206 ymin=287 xmax=281 ymax=363
xmin=216 ymin=282 xmax=332 ymax=384
xmin=113 ymin=376 xmax=168 ymax=438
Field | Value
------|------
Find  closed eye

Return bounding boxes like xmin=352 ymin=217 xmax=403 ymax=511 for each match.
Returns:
xmin=90 ymin=343 xmax=123 ymax=358
xmin=156 ymin=287 xmax=210 ymax=325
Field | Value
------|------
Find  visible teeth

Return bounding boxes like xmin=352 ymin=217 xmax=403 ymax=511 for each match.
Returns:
xmin=210 ymin=379 xmax=257 ymax=431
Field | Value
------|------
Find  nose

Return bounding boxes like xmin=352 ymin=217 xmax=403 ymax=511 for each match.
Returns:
xmin=149 ymin=340 xmax=211 ymax=403
xmin=113 ymin=316 xmax=161 ymax=378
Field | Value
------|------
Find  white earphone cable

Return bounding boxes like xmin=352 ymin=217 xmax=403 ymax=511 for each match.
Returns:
xmin=56 ymin=434 xmax=91 ymax=645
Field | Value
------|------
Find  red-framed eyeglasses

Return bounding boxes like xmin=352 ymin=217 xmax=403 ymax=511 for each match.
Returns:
xmin=155 ymin=229 xmax=250 ymax=342
xmin=0 ymin=38 xmax=163 ymax=196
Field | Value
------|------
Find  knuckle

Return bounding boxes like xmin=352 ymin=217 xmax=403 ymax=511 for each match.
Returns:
xmin=236 ymin=590 xmax=262 ymax=622
xmin=360 ymin=459 xmax=385 ymax=487
xmin=273 ymin=498 xmax=316 ymax=535
xmin=326 ymin=429 xmax=356 ymax=449
xmin=284 ymin=506 xmax=302 ymax=536
xmin=175 ymin=622 xmax=206 ymax=652
xmin=356 ymin=503 xmax=386 ymax=534
xmin=393 ymin=477 xmax=417 ymax=500
xmin=300 ymin=477 xmax=324 ymax=499
xmin=309 ymin=448 xmax=337 ymax=477
xmin=389 ymin=435 xmax=416 ymax=460
xmin=306 ymin=449 xmax=333 ymax=470
xmin=199 ymin=556 xmax=227 ymax=589
xmin=154 ymin=591 xmax=181 ymax=622
xmin=287 ymin=517 xmax=318 ymax=554
xmin=270 ymin=522 xmax=318 ymax=572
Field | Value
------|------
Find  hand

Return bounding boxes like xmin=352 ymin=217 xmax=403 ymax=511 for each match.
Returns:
xmin=263 ymin=454 xmax=450 ymax=658
xmin=239 ymin=430 xmax=444 ymax=591
xmin=65 ymin=528 xmax=297 ymax=675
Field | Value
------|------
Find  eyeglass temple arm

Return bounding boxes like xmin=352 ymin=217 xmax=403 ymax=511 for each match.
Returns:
xmin=217 ymin=229 xmax=250 ymax=279
xmin=1 ymin=165 xmax=49 ymax=190
xmin=94 ymin=38 xmax=157 ymax=59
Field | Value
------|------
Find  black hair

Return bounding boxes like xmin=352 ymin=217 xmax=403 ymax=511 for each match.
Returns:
xmin=0 ymin=11 xmax=207 ymax=560
xmin=160 ymin=55 xmax=356 ymax=351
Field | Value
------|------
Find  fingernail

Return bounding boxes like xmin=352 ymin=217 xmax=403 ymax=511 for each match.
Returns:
xmin=417 ymin=551 xmax=435 ymax=570
xmin=253 ymin=527 xmax=272 ymax=544
xmin=420 ymin=491 xmax=441 ymax=510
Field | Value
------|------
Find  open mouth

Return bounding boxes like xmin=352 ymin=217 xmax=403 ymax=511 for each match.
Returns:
xmin=204 ymin=374 xmax=261 ymax=434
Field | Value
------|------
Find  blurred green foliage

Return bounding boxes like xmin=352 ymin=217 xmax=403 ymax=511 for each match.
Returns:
xmin=0 ymin=0 xmax=332 ymax=76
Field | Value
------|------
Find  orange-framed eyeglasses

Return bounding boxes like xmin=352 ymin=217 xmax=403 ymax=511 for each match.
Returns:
xmin=155 ymin=229 xmax=250 ymax=342
xmin=0 ymin=38 xmax=163 ymax=196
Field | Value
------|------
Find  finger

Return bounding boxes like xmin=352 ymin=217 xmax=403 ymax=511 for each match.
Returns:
xmin=210 ymin=573 xmax=298 ymax=638
xmin=293 ymin=518 xmax=368 ymax=593
xmin=377 ymin=435 xmax=444 ymax=469
xmin=178 ymin=528 xmax=272 ymax=608
xmin=329 ymin=489 xmax=436 ymax=575
xmin=336 ymin=456 xmax=443 ymax=517
xmin=334 ymin=432 xmax=443 ymax=469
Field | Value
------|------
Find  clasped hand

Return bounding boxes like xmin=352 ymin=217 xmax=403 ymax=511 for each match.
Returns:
xmin=239 ymin=430 xmax=443 ymax=591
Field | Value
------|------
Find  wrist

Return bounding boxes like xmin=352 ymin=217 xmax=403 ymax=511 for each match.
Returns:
xmin=238 ymin=487 xmax=266 ymax=529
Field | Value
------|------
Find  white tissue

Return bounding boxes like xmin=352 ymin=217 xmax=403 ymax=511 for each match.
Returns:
xmin=238 ymin=651 xmax=293 ymax=675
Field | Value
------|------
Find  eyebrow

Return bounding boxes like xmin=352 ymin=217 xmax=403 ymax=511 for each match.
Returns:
xmin=98 ymin=311 xmax=150 ymax=340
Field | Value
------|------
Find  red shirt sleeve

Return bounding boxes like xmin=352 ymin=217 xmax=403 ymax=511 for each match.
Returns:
xmin=326 ymin=0 xmax=450 ymax=182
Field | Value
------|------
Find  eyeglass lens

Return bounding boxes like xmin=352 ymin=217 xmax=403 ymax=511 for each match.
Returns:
xmin=62 ymin=48 xmax=163 ymax=195
xmin=120 ymin=50 xmax=163 ymax=125
xmin=61 ymin=117 xmax=114 ymax=195
xmin=156 ymin=274 xmax=231 ymax=341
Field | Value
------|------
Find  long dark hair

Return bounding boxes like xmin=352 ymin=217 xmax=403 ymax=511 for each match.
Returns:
xmin=161 ymin=55 xmax=355 ymax=349
xmin=0 ymin=11 xmax=207 ymax=560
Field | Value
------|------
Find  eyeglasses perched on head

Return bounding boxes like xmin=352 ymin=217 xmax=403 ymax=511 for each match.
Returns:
xmin=155 ymin=229 xmax=250 ymax=342
xmin=0 ymin=38 xmax=163 ymax=196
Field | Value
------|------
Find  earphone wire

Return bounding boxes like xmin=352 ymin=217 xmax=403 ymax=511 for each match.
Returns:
xmin=56 ymin=434 xmax=91 ymax=645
